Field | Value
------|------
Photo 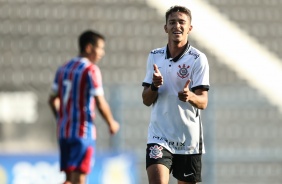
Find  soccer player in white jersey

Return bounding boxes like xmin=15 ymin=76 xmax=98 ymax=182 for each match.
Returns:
xmin=142 ymin=6 xmax=210 ymax=184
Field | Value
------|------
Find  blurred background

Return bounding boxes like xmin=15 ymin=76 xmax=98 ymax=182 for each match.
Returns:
xmin=0 ymin=0 xmax=282 ymax=183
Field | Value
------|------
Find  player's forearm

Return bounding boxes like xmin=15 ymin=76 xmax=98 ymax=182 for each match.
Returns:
xmin=142 ymin=86 xmax=158 ymax=106
xmin=97 ymin=99 xmax=115 ymax=125
xmin=48 ymin=96 xmax=58 ymax=118
xmin=50 ymin=105 xmax=58 ymax=118
xmin=188 ymin=92 xmax=208 ymax=110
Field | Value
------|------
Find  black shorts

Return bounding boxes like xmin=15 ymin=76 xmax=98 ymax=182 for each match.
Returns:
xmin=146 ymin=143 xmax=202 ymax=183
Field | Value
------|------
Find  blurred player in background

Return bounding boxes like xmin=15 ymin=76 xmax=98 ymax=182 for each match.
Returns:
xmin=48 ymin=30 xmax=119 ymax=184
xmin=142 ymin=6 xmax=210 ymax=184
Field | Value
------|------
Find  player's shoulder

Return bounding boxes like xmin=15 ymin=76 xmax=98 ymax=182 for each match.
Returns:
xmin=187 ymin=45 xmax=207 ymax=60
xmin=87 ymin=63 xmax=101 ymax=75
xmin=60 ymin=57 xmax=78 ymax=68
xmin=56 ymin=60 xmax=71 ymax=73
xmin=78 ymin=57 xmax=98 ymax=70
xmin=149 ymin=46 xmax=166 ymax=55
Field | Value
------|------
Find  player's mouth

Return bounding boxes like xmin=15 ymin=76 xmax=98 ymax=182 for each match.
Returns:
xmin=173 ymin=31 xmax=182 ymax=35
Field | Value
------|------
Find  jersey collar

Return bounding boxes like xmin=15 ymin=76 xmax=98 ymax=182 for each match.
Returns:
xmin=165 ymin=42 xmax=190 ymax=62
xmin=78 ymin=56 xmax=91 ymax=64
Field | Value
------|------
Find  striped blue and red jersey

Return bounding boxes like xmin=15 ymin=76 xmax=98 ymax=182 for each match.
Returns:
xmin=51 ymin=57 xmax=104 ymax=140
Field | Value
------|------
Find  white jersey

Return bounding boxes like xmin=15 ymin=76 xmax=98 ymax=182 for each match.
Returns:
xmin=142 ymin=44 xmax=209 ymax=154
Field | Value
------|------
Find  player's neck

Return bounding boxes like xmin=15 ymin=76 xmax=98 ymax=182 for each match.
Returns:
xmin=79 ymin=52 xmax=89 ymax=58
xmin=79 ymin=53 xmax=95 ymax=63
xmin=167 ymin=41 xmax=188 ymax=58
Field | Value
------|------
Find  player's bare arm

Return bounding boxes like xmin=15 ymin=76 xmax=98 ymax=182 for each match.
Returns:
xmin=48 ymin=95 xmax=59 ymax=118
xmin=142 ymin=64 xmax=163 ymax=106
xmin=95 ymin=95 xmax=120 ymax=135
xmin=142 ymin=86 xmax=158 ymax=106
xmin=178 ymin=79 xmax=208 ymax=109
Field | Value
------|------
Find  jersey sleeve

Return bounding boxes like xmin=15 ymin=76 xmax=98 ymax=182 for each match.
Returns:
xmin=88 ymin=65 xmax=104 ymax=96
xmin=142 ymin=53 xmax=154 ymax=87
xmin=191 ymin=53 xmax=210 ymax=91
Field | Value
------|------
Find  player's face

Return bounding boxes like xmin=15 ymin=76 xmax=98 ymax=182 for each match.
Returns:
xmin=164 ymin=12 xmax=192 ymax=44
xmin=89 ymin=38 xmax=105 ymax=63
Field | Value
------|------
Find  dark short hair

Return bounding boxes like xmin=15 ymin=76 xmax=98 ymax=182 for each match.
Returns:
xmin=78 ymin=30 xmax=105 ymax=53
xmin=165 ymin=5 xmax=192 ymax=23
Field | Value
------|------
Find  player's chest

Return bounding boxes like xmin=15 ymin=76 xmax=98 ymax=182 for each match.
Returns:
xmin=156 ymin=59 xmax=193 ymax=81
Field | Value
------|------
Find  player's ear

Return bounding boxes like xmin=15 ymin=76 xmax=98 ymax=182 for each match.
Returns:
xmin=164 ymin=24 xmax=168 ymax=33
xmin=85 ymin=43 xmax=93 ymax=54
xmin=188 ymin=25 xmax=193 ymax=32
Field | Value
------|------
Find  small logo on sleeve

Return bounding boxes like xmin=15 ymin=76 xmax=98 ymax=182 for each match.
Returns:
xmin=188 ymin=50 xmax=199 ymax=59
xmin=151 ymin=50 xmax=165 ymax=54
